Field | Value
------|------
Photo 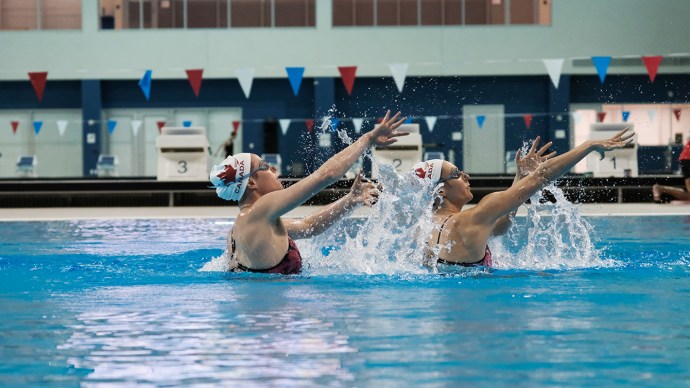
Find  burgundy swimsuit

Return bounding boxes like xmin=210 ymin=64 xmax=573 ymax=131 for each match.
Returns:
xmin=232 ymin=237 xmax=302 ymax=275
xmin=433 ymin=215 xmax=493 ymax=268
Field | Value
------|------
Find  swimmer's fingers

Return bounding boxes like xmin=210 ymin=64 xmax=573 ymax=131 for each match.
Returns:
xmin=536 ymin=141 xmax=553 ymax=157
xmin=528 ymin=136 xmax=541 ymax=155
xmin=541 ymin=151 xmax=557 ymax=161
xmin=514 ymin=148 xmax=523 ymax=164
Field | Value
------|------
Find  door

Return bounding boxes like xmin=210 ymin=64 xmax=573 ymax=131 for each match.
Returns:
xmin=463 ymin=105 xmax=505 ymax=174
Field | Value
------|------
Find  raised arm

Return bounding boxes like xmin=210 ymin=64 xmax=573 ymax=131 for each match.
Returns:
xmin=256 ymin=111 xmax=407 ymax=222
xmin=491 ymin=137 xmax=555 ymax=236
xmin=285 ymin=173 xmax=380 ymax=238
xmin=476 ymin=128 xmax=634 ymax=226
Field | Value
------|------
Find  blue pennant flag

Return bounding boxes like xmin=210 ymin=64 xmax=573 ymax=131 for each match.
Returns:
xmin=107 ymin=120 xmax=117 ymax=134
xmin=591 ymin=56 xmax=612 ymax=84
xmin=476 ymin=115 xmax=486 ymax=128
xmin=404 ymin=117 xmax=413 ymax=124
xmin=330 ymin=118 xmax=340 ymax=132
xmin=285 ymin=67 xmax=305 ymax=96
xmin=139 ymin=69 xmax=152 ymax=100
xmin=33 ymin=121 xmax=43 ymax=135
xmin=183 ymin=120 xmax=192 ymax=127
xmin=622 ymin=111 xmax=630 ymax=122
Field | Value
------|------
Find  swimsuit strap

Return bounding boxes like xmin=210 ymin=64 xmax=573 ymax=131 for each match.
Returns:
xmin=435 ymin=215 xmax=454 ymax=244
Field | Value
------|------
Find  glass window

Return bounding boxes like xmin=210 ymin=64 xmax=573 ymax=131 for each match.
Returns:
xmin=0 ymin=0 xmax=37 ymax=30
xmin=510 ymin=0 xmax=535 ymax=24
xmin=377 ymin=0 xmax=418 ymax=26
xmin=464 ymin=0 xmax=488 ymax=25
xmin=333 ymin=0 xmax=353 ymax=26
xmin=41 ymin=0 xmax=81 ymax=29
xmin=275 ymin=0 xmax=315 ymax=27
xmin=231 ymin=0 xmax=271 ymax=27
xmin=354 ymin=0 xmax=374 ymax=26
xmin=488 ymin=0 xmax=505 ymax=25
xmin=189 ymin=0 xmax=228 ymax=28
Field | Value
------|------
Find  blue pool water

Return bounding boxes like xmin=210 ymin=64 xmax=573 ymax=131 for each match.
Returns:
xmin=1 ymin=216 xmax=689 ymax=386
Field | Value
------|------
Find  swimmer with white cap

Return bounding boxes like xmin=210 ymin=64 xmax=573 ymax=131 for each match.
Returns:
xmin=210 ymin=110 xmax=408 ymax=274
xmin=415 ymin=128 xmax=635 ymax=268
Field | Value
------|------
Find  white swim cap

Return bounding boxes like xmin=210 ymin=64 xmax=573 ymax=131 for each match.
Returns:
xmin=412 ymin=159 xmax=443 ymax=184
xmin=209 ymin=153 xmax=252 ymax=201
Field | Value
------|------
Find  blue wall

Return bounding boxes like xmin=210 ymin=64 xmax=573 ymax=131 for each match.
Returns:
xmin=1 ymin=73 xmax=689 ymax=176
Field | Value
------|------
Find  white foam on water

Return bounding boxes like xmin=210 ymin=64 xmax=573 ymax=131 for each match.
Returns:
xmin=492 ymin=183 xmax=617 ymax=270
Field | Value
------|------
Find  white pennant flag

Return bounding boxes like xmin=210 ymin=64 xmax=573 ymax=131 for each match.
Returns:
xmin=235 ymin=68 xmax=255 ymax=99
xmin=352 ymin=118 xmax=364 ymax=134
xmin=389 ymin=63 xmax=409 ymax=93
xmin=56 ymin=120 xmax=68 ymax=137
xmin=131 ymin=120 xmax=142 ymax=136
xmin=279 ymin=119 xmax=291 ymax=135
xmin=425 ymin=116 xmax=437 ymax=133
xmin=543 ymin=59 xmax=564 ymax=89
xmin=647 ymin=110 xmax=657 ymax=122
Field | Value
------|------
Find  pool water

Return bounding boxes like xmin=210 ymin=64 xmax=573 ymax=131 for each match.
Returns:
xmin=1 ymin=216 xmax=689 ymax=386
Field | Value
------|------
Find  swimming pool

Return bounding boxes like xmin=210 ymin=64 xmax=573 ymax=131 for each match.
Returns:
xmin=1 ymin=215 xmax=689 ymax=386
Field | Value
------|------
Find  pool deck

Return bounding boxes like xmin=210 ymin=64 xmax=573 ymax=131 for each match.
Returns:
xmin=2 ymin=202 xmax=690 ymax=221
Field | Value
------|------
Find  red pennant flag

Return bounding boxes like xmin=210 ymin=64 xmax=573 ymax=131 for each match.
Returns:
xmin=157 ymin=120 xmax=166 ymax=133
xmin=338 ymin=66 xmax=357 ymax=95
xmin=377 ymin=117 xmax=384 ymax=124
xmin=642 ymin=56 xmax=663 ymax=83
xmin=305 ymin=119 xmax=315 ymax=133
xmin=11 ymin=121 xmax=19 ymax=134
xmin=232 ymin=121 xmax=241 ymax=134
xmin=597 ymin=112 xmax=607 ymax=122
xmin=674 ymin=108 xmax=682 ymax=122
xmin=28 ymin=72 xmax=48 ymax=102
xmin=185 ymin=69 xmax=203 ymax=97
xmin=523 ymin=114 xmax=534 ymax=130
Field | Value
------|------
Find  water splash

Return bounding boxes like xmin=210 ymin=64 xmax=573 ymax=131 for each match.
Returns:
xmin=301 ymin=164 xmax=438 ymax=275
xmin=494 ymin=183 xmax=617 ymax=270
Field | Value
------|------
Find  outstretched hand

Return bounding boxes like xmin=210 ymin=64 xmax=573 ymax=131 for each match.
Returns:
xmin=349 ymin=171 xmax=382 ymax=207
xmin=593 ymin=127 xmax=635 ymax=160
xmin=515 ymin=136 xmax=556 ymax=177
xmin=367 ymin=110 xmax=409 ymax=147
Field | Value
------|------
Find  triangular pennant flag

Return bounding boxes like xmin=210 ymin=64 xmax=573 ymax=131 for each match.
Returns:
xmin=476 ymin=115 xmax=486 ymax=128
xmin=33 ymin=121 xmax=43 ymax=135
xmin=279 ymin=119 xmax=291 ymax=135
xmin=647 ymin=110 xmax=656 ymax=122
xmin=591 ymin=56 xmax=612 ymax=84
xmin=107 ymin=119 xmax=117 ymax=134
xmin=235 ymin=68 xmax=255 ymax=99
xmin=674 ymin=108 xmax=682 ymax=122
xmin=131 ymin=120 xmax=142 ymax=136
xmin=597 ymin=112 xmax=607 ymax=122
xmin=305 ymin=119 xmax=315 ymax=133
xmin=183 ymin=120 xmax=192 ymax=127
xmin=389 ymin=63 xmax=409 ymax=93
xmin=232 ymin=121 xmax=241 ymax=134
xmin=139 ymin=69 xmax=152 ymax=100
xmin=157 ymin=120 xmax=166 ymax=133
xmin=542 ymin=59 xmax=564 ymax=89
xmin=642 ymin=56 xmax=663 ymax=83
xmin=56 ymin=120 xmax=68 ymax=136
xmin=622 ymin=111 xmax=630 ymax=122
xmin=28 ymin=72 xmax=48 ymax=102
xmin=404 ymin=117 xmax=413 ymax=124
xmin=352 ymin=118 xmax=364 ymax=134
xmin=523 ymin=114 xmax=534 ymax=129
xmin=338 ymin=66 xmax=357 ymax=95
xmin=11 ymin=121 xmax=19 ymax=134
xmin=572 ymin=111 xmax=581 ymax=125
xmin=285 ymin=67 xmax=305 ymax=96
xmin=185 ymin=69 xmax=203 ymax=97
xmin=425 ymin=116 xmax=437 ymax=133
xmin=376 ymin=117 xmax=384 ymax=124
xmin=330 ymin=118 xmax=340 ymax=132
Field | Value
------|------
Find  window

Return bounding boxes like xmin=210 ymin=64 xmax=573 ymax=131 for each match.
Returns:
xmin=333 ymin=0 xmax=550 ymax=27
xmin=0 ymin=0 xmax=81 ymax=30
xmin=103 ymin=0 xmax=314 ymax=29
